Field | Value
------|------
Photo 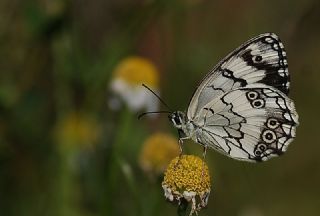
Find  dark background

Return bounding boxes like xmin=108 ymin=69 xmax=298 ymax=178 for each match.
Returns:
xmin=0 ymin=0 xmax=319 ymax=215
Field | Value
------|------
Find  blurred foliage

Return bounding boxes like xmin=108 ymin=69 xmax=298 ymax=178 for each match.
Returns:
xmin=0 ymin=0 xmax=320 ymax=215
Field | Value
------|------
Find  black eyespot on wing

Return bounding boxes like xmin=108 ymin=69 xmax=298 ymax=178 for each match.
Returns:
xmin=251 ymin=99 xmax=265 ymax=108
xmin=255 ymin=55 xmax=262 ymax=62
xmin=261 ymin=129 xmax=277 ymax=144
xmin=246 ymin=91 xmax=259 ymax=100
xmin=266 ymin=118 xmax=280 ymax=129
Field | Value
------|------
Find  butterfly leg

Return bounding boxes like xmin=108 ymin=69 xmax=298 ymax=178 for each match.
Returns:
xmin=174 ymin=138 xmax=184 ymax=169
xmin=175 ymin=130 xmax=187 ymax=169
xmin=202 ymin=145 xmax=208 ymax=159
xmin=178 ymin=138 xmax=184 ymax=156
xmin=201 ymin=145 xmax=208 ymax=179
xmin=177 ymin=129 xmax=185 ymax=154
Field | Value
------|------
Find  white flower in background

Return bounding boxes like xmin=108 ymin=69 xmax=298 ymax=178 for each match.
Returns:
xmin=109 ymin=56 xmax=160 ymax=112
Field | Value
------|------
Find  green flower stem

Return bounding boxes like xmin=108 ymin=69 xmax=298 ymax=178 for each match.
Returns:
xmin=177 ymin=198 xmax=189 ymax=216
xmin=118 ymin=157 xmax=142 ymax=215
xmin=56 ymin=149 xmax=80 ymax=216
xmin=104 ymin=107 xmax=141 ymax=215
xmin=142 ymin=181 xmax=163 ymax=216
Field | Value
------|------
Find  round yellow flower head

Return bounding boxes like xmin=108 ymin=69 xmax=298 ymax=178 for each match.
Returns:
xmin=113 ymin=56 xmax=159 ymax=88
xmin=139 ymin=133 xmax=180 ymax=175
xmin=109 ymin=56 xmax=160 ymax=111
xmin=162 ymin=155 xmax=211 ymax=215
xmin=54 ymin=112 xmax=101 ymax=150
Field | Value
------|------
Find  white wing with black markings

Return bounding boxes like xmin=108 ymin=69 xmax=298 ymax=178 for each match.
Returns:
xmin=188 ymin=33 xmax=289 ymax=121
xmin=193 ymin=84 xmax=298 ymax=162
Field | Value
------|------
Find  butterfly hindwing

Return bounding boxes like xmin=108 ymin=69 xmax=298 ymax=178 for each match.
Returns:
xmin=187 ymin=33 xmax=289 ymax=120
xmin=193 ymin=84 xmax=298 ymax=162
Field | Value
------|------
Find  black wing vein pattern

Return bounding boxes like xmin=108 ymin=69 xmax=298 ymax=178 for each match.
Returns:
xmin=194 ymin=85 xmax=298 ymax=162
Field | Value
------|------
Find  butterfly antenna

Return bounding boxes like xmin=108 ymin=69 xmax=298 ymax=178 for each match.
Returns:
xmin=142 ymin=84 xmax=172 ymax=111
xmin=138 ymin=111 xmax=172 ymax=120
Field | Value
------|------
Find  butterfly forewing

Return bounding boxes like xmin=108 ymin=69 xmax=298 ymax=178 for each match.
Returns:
xmin=187 ymin=33 xmax=289 ymax=120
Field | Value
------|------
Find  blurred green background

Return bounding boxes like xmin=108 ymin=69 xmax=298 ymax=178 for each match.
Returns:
xmin=1 ymin=0 xmax=320 ymax=215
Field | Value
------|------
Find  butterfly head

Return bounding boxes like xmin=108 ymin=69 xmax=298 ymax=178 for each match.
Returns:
xmin=168 ymin=111 xmax=186 ymax=129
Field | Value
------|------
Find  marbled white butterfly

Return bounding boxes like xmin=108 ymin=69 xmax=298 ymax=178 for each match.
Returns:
xmin=169 ymin=33 xmax=299 ymax=162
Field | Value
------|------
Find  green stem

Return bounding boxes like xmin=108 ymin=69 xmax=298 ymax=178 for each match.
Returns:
xmin=177 ymin=198 xmax=189 ymax=216
xmin=118 ymin=157 xmax=142 ymax=215
xmin=104 ymin=108 xmax=137 ymax=215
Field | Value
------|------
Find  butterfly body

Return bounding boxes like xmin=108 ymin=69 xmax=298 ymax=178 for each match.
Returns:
xmin=169 ymin=111 xmax=199 ymax=142
xmin=169 ymin=33 xmax=299 ymax=162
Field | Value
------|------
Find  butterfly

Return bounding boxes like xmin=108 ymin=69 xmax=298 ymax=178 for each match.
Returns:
xmin=168 ymin=33 xmax=299 ymax=162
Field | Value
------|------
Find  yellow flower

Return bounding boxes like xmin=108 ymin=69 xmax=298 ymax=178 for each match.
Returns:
xmin=109 ymin=56 xmax=160 ymax=111
xmin=113 ymin=57 xmax=159 ymax=88
xmin=162 ymin=155 xmax=211 ymax=215
xmin=54 ymin=112 xmax=101 ymax=150
xmin=139 ymin=133 xmax=180 ymax=175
